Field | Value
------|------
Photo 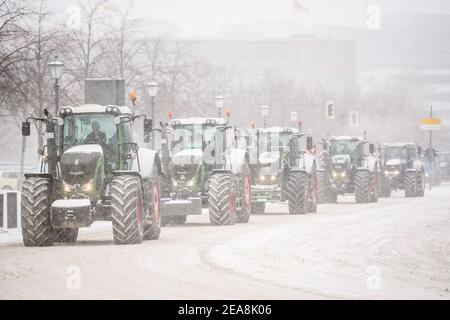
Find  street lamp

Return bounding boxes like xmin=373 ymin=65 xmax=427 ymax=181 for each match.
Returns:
xmin=260 ymin=105 xmax=270 ymax=128
xmin=146 ymin=81 xmax=159 ymax=149
xmin=215 ymin=95 xmax=225 ymax=118
xmin=48 ymin=56 xmax=64 ymax=115
xmin=290 ymin=112 xmax=298 ymax=127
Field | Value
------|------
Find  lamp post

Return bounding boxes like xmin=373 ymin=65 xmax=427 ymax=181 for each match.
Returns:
xmin=260 ymin=105 xmax=269 ymax=128
xmin=146 ymin=81 xmax=159 ymax=149
xmin=215 ymin=95 xmax=225 ymax=118
xmin=48 ymin=56 xmax=64 ymax=115
xmin=290 ymin=111 xmax=298 ymax=128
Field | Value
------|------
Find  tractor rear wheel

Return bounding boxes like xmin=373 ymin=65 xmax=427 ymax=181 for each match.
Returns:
xmin=307 ymin=169 xmax=318 ymax=213
xmin=56 ymin=228 xmax=79 ymax=243
xmin=111 ymin=176 xmax=144 ymax=245
xmin=144 ymin=176 xmax=162 ymax=240
xmin=208 ymin=173 xmax=237 ymax=226
xmin=21 ymin=177 xmax=55 ymax=247
xmin=379 ymin=177 xmax=391 ymax=198
xmin=404 ymin=172 xmax=417 ymax=198
xmin=317 ymin=170 xmax=327 ymax=204
xmin=237 ymin=172 xmax=251 ymax=224
xmin=416 ymin=171 xmax=425 ymax=197
xmin=286 ymin=171 xmax=308 ymax=215
xmin=355 ymin=171 xmax=370 ymax=203
xmin=369 ymin=171 xmax=379 ymax=203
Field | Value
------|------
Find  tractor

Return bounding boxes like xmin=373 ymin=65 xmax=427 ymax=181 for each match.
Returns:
xmin=421 ymin=148 xmax=442 ymax=187
xmin=249 ymin=127 xmax=318 ymax=215
xmin=317 ymin=136 xmax=379 ymax=203
xmin=160 ymin=118 xmax=251 ymax=226
xmin=379 ymin=143 xmax=425 ymax=197
xmin=21 ymin=104 xmax=162 ymax=246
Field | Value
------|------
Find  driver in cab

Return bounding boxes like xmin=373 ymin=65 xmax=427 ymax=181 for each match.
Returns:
xmin=85 ymin=121 xmax=107 ymax=147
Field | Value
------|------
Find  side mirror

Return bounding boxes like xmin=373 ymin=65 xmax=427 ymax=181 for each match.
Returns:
xmin=369 ymin=143 xmax=375 ymax=155
xmin=22 ymin=122 xmax=31 ymax=136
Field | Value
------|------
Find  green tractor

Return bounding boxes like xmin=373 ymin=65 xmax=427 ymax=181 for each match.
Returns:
xmin=249 ymin=127 xmax=318 ymax=215
xmin=317 ymin=136 xmax=379 ymax=204
xmin=160 ymin=118 xmax=251 ymax=226
xmin=21 ymin=104 xmax=162 ymax=246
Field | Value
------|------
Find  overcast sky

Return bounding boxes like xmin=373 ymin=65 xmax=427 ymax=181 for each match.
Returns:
xmin=51 ymin=0 xmax=450 ymax=38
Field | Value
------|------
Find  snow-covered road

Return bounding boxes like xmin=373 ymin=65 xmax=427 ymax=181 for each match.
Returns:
xmin=1 ymin=185 xmax=449 ymax=300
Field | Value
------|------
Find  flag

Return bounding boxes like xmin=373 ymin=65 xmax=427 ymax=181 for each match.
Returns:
xmin=292 ymin=0 xmax=309 ymax=14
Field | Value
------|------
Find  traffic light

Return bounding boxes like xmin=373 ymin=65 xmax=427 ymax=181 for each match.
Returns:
xmin=326 ymin=101 xmax=335 ymax=119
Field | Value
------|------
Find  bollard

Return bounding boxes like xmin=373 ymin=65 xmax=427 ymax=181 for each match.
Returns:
xmin=0 ymin=192 xmax=19 ymax=229
xmin=7 ymin=192 xmax=18 ymax=228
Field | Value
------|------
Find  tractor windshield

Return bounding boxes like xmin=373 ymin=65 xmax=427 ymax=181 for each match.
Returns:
xmin=171 ymin=124 xmax=216 ymax=154
xmin=330 ymin=140 xmax=360 ymax=159
xmin=258 ymin=132 xmax=290 ymax=153
xmin=384 ymin=147 xmax=408 ymax=160
xmin=62 ymin=114 xmax=131 ymax=170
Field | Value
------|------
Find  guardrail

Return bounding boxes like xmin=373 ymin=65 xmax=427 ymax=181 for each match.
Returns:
xmin=0 ymin=191 xmax=20 ymax=229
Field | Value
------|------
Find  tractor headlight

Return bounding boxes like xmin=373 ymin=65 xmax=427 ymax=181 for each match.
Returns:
xmin=259 ymin=175 xmax=266 ymax=182
xmin=63 ymin=183 xmax=73 ymax=193
xmin=186 ymin=178 xmax=196 ymax=188
xmin=270 ymin=175 xmax=277 ymax=182
xmin=81 ymin=180 xmax=94 ymax=193
xmin=172 ymin=179 xmax=179 ymax=188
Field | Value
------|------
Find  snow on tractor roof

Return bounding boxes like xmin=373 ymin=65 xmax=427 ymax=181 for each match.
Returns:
xmin=170 ymin=117 xmax=227 ymax=126
xmin=63 ymin=104 xmax=133 ymax=115
xmin=257 ymin=127 xmax=302 ymax=135
xmin=330 ymin=135 xmax=363 ymax=141
xmin=381 ymin=142 xmax=416 ymax=148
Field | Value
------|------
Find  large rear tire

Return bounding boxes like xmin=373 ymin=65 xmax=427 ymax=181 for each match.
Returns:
xmin=369 ymin=171 xmax=379 ymax=203
xmin=355 ymin=171 xmax=370 ymax=203
xmin=237 ymin=172 xmax=251 ymax=224
xmin=404 ymin=172 xmax=417 ymax=198
xmin=56 ymin=228 xmax=79 ymax=243
xmin=317 ymin=170 xmax=327 ymax=204
xmin=111 ymin=176 xmax=144 ymax=245
xmin=379 ymin=177 xmax=391 ymax=198
xmin=21 ymin=177 xmax=55 ymax=247
xmin=286 ymin=171 xmax=307 ymax=215
xmin=307 ymin=169 xmax=318 ymax=213
xmin=144 ymin=175 xmax=162 ymax=240
xmin=416 ymin=171 xmax=425 ymax=197
xmin=208 ymin=174 xmax=237 ymax=226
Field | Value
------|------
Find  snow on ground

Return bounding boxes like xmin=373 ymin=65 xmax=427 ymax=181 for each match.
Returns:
xmin=0 ymin=184 xmax=449 ymax=300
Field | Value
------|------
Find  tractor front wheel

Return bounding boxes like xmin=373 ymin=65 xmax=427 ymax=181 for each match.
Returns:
xmin=286 ymin=171 xmax=308 ymax=215
xmin=21 ymin=177 xmax=55 ymax=247
xmin=111 ymin=176 xmax=144 ymax=245
xmin=355 ymin=171 xmax=370 ymax=203
xmin=208 ymin=174 xmax=237 ymax=226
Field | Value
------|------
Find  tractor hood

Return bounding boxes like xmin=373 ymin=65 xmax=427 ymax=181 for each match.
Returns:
xmin=61 ymin=145 xmax=104 ymax=186
xmin=331 ymin=154 xmax=351 ymax=166
xmin=172 ymin=149 xmax=203 ymax=166
xmin=258 ymin=151 xmax=280 ymax=174
xmin=259 ymin=151 xmax=280 ymax=165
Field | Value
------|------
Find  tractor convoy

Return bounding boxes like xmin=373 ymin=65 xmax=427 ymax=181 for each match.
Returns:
xmin=18 ymin=79 xmax=433 ymax=247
